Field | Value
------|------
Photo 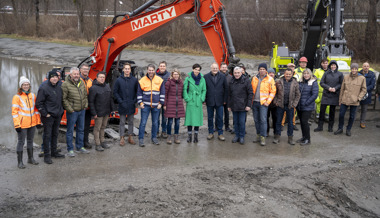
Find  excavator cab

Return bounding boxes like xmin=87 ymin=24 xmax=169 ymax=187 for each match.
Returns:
xmin=269 ymin=42 xmax=297 ymax=78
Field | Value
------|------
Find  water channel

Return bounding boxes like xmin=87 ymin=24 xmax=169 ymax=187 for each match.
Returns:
xmin=0 ymin=56 xmax=54 ymax=147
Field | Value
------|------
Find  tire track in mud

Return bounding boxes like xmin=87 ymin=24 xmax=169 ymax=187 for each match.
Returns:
xmin=1 ymin=155 xmax=379 ymax=217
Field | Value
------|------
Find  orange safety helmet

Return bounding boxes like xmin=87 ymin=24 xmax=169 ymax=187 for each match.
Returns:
xmin=299 ymin=57 xmax=308 ymax=62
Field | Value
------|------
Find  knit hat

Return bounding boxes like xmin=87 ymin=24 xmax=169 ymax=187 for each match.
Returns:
xmin=351 ymin=63 xmax=359 ymax=69
xmin=19 ymin=76 xmax=30 ymax=87
xmin=258 ymin=63 xmax=267 ymax=71
xmin=267 ymin=68 xmax=275 ymax=74
xmin=48 ymin=71 xmax=58 ymax=79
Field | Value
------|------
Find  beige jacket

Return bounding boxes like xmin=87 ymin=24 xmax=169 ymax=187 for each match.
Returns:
xmin=339 ymin=73 xmax=367 ymax=106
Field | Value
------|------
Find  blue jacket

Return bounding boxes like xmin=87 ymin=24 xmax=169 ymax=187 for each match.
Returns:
xmin=359 ymin=70 xmax=376 ymax=105
xmin=113 ymin=74 xmax=138 ymax=115
xmin=298 ymin=76 xmax=319 ymax=111
xmin=156 ymin=69 xmax=170 ymax=85
xmin=204 ymin=72 xmax=228 ymax=107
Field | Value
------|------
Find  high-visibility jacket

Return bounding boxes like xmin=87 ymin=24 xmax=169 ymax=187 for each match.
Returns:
xmin=251 ymin=73 xmax=276 ymax=105
xmin=12 ymin=92 xmax=41 ymax=129
xmin=80 ymin=77 xmax=93 ymax=95
xmin=137 ymin=74 xmax=165 ymax=107
xmin=294 ymin=67 xmax=305 ymax=79
xmin=314 ymin=68 xmax=327 ymax=93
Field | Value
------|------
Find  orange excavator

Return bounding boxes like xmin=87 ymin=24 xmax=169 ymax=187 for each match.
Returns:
xmin=78 ymin=0 xmax=240 ymax=80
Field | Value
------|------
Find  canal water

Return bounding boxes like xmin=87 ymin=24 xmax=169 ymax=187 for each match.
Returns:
xmin=0 ymin=56 xmax=54 ymax=148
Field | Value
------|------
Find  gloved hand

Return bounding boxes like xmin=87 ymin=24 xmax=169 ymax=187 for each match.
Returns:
xmin=15 ymin=128 xmax=21 ymax=133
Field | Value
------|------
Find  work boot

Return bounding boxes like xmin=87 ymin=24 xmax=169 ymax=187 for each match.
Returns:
xmin=239 ymin=137 xmax=245 ymax=145
xmin=334 ymin=129 xmax=343 ymax=135
xmin=95 ymin=145 xmax=104 ymax=151
xmin=17 ymin=151 xmax=25 ymax=169
xmin=314 ymin=126 xmax=323 ymax=132
xmin=161 ymin=132 xmax=168 ymax=139
xmin=27 ymin=148 xmax=39 ymax=165
xmin=194 ymin=133 xmax=199 ymax=143
xmin=253 ymin=134 xmax=261 ymax=143
xmin=288 ymin=136 xmax=295 ymax=145
xmin=51 ymin=151 xmax=65 ymax=158
xmin=346 ymin=129 xmax=352 ymax=136
xmin=44 ymin=154 xmax=53 ymax=164
xmin=139 ymin=139 xmax=145 ymax=147
xmin=296 ymin=137 xmax=305 ymax=143
xmin=232 ymin=136 xmax=239 ymax=143
xmin=187 ymin=134 xmax=192 ymax=143
xmin=152 ymin=138 xmax=160 ymax=145
xmin=218 ymin=135 xmax=225 ymax=141
xmin=101 ymin=142 xmax=110 ymax=149
xmin=273 ymin=135 xmax=280 ymax=144
xmin=260 ymin=136 xmax=266 ymax=146
xmin=207 ymin=134 xmax=214 ymax=140
xmin=128 ymin=135 xmax=136 ymax=145
xmin=84 ymin=141 xmax=92 ymax=149
xmin=174 ymin=134 xmax=180 ymax=144
xmin=167 ymin=135 xmax=172 ymax=144
xmin=120 ymin=136 xmax=125 ymax=146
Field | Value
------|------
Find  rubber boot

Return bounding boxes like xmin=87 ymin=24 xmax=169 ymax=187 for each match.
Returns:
xmin=187 ymin=133 xmax=192 ymax=143
xmin=27 ymin=148 xmax=39 ymax=165
xmin=44 ymin=153 xmax=53 ymax=164
xmin=167 ymin=135 xmax=172 ymax=144
xmin=288 ymin=136 xmax=295 ymax=145
xmin=128 ymin=135 xmax=136 ymax=145
xmin=119 ymin=136 xmax=125 ymax=146
xmin=17 ymin=151 xmax=25 ymax=169
xmin=193 ymin=133 xmax=199 ymax=143
xmin=174 ymin=134 xmax=180 ymax=144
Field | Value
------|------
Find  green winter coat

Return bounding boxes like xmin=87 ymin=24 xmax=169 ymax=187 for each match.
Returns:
xmin=61 ymin=75 xmax=88 ymax=113
xmin=183 ymin=72 xmax=206 ymax=127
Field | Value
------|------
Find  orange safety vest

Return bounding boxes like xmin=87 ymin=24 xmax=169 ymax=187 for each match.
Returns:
xmin=81 ymin=77 xmax=93 ymax=95
xmin=251 ymin=73 xmax=276 ymax=105
xmin=12 ymin=92 xmax=41 ymax=129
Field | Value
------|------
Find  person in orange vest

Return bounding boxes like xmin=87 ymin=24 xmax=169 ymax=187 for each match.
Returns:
xmin=251 ymin=63 xmax=276 ymax=146
xmin=12 ymin=76 xmax=41 ymax=169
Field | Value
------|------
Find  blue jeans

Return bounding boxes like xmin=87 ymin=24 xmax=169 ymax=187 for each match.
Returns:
xmin=167 ymin=118 xmax=180 ymax=135
xmin=338 ymin=104 xmax=358 ymax=130
xmin=139 ymin=106 xmax=160 ymax=140
xmin=157 ymin=108 xmax=167 ymax=133
xmin=276 ymin=105 xmax=294 ymax=136
xmin=66 ymin=110 xmax=85 ymax=151
xmin=207 ymin=105 xmax=224 ymax=135
xmin=233 ymin=111 xmax=247 ymax=138
xmin=252 ymin=101 xmax=269 ymax=137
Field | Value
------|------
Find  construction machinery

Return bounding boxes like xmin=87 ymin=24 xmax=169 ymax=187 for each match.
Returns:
xmin=270 ymin=0 xmax=352 ymax=76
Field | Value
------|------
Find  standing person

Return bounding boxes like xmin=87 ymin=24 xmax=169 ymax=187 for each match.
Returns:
xmin=335 ymin=63 xmax=367 ymax=136
xmin=296 ymin=69 xmax=319 ymax=145
xmin=314 ymin=59 xmax=330 ymax=121
xmin=113 ymin=63 xmax=138 ymax=146
xmin=184 ymin=64 xmax=206 ymax=143
xmin=204 ymin=63 xmax=228 ymax=141
xmin=314 ymin=60 xmax=344 ymax=132
xmin=164 ymin=69 xmax=185 ymax=144
xmin=251 ymin=63 xmax=276 ymax=146
xmin=156 ymin=61 xmax=170 ymax=138
xmin=228 ymin=67 xmax=253 ymax=144
xmin=266 ymin=68 xmax=278 ymax=136
xmin=220 ymin=62 xmax=233 ymax=132
xmin=88 ymin=72 xmax=114 ymax=151
xmin=358 ymin=62 xmax=376 ymax=129
xmin=12 ymin=76 xmax=41 ymax=168
xmin=280 ymin=63 xmax=299 ymax=131
xmin=137 ymin=64 xmax=165 ymax=147
xmin=273 ymin=68 xmax=300 ymax=145
xmin=36 ymin=71 xmax=65 ymax=164
xmin=79 ymin=64 xmax=93 ymax=149
xmin=61 ymin=67 xmax=89 ymax=157
xmin=295 ymin=57 xmax=308 ymax=78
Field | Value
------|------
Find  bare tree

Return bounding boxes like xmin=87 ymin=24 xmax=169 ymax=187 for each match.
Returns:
xmin=43 ymin=0 xmax=49 ymax=15
xmin=95 ymin=0 xmax=104 ymax=38
xmin=364 ymin=0 xmax=379 ymax=61
xmin=74 ymin=0 xmax=85 ymax=38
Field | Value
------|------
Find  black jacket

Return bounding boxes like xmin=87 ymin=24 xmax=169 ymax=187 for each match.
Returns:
xmin=320 ymin=60 xmax=344 ymax=106
xmin=113 ymin=74 xmax=138 ymax=115
xmin=36 ymin=80 xmax=64 ymax=118
xmin=204 ymin=72 xmax=228 ymax=107
xmin=88 ymin=80 xmax=114 ymax=117
xmin=228 ymin=76 xmax=253 ymax=111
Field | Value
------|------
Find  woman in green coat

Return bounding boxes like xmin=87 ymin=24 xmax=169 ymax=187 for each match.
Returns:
xmin=183 ymin=63 xmax=206 ymax=143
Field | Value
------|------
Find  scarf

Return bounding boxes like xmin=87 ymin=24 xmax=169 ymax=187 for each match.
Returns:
xmin=22 ymin=90 xmax=30 ymax=95
xmin=191 ymin=71 xmax=201 ymax=85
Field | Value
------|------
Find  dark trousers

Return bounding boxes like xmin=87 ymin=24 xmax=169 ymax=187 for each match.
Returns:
xmin=267 ymin=106 xmax=277 ymax=135
xmin=17 ymin=127 xmax=36 ymax=152
xmin=297 ymin=110 xmax=312 ymax=140
xmin=84 ymin=109 xmax=92 ymax=143
xmin=223 ymin=104 xmax=230 ymax=129
xmin=167 ymin=118 xmax=180 ymax=135
xmin=187 ymin=126 xmax=199 ymax=133
xmin=319 ymin=104 xmax=336 ymax=129
xmin=338 ymin=104 xmax=358 ymax=131
xmin=233 ymin=111 xmax=247 ymax=138
xmin=42 ymin=116 xmax=60 ymax=155
xmin=276 ymin=106 xmax=294 ymax=136
xmin=207 ymin=105 xmax=224 ymax=135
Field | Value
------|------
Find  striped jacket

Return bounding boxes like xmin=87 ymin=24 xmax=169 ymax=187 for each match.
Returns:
xmin=251 ymin=73 xmax=276 ymax=105
xmin=12 ymin=92 xmax=41 ymax=129
xmin=137 ymin=74 xmax=165 ymax=107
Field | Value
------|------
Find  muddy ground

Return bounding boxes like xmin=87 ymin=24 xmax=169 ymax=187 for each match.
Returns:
xmin=0 ymin=38 xmax=380 ymax=217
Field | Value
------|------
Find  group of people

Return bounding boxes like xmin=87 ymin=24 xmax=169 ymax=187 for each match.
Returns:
xmin=11 ymin=58 xmax=379 ymax=169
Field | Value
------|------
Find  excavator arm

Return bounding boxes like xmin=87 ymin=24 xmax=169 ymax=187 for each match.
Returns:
xmin=84 ymin=0 xmax=239 ymax=79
